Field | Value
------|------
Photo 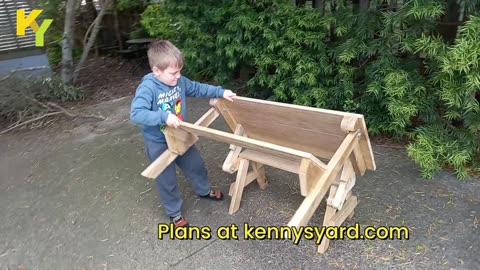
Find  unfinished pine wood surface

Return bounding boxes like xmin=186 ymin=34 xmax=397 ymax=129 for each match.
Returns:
xmin=239 ymin=149 xmax=301 ymax=174
xmin=288 ymin=130 xmax=361 ymax=228
xmin=299 ymin=158 xmax=328 ymax=196
xmin=229 ymin=158 xmax=250 ymax=214
xmin=222 ymin=124 xmax=246 ymax=173
xmin=164 ymin=126 xmax=198 ymax=155
xmin=139 ymin=96 xmax=377 ymax=255
xmin=211 ymin=98 xmax=238 ymax=132
xmin=141 ymin=149 xmax=178 ymax=178
xmin=213 ymin=97 xmax=376 ymax=168
xmin=318 ymin=185 xmax=338 ymax=253
xmin=330 ymin=159 xmax=356 ymax=210
xmin=228 ymin=168 xmax=260 ymax=196
xmin=179 ymin=122 xmax=327 ymax=167
xmin=194 ymin=107 xmax=220 ymax=127
xmin=251 ymin=161 xmax=268 ymax=189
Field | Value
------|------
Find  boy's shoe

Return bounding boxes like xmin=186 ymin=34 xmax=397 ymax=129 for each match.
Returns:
xmin=199 ymin=190 xmax=224 ymax=201
xmin=170 ymin=214 xmax=189 ymax=228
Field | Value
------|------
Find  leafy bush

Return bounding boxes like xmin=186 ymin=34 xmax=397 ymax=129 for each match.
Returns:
xmin=141 ymin=0 xmax=480 ymax=179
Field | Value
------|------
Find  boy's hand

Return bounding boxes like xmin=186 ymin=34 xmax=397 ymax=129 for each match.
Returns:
xmin=223 ymin=89 xmax=237 ymax=102
xmin=166 ymin=113 xmax=182 ymax=128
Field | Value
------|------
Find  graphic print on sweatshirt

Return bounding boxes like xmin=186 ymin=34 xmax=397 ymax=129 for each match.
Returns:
xmin=157 ymin=86 xmax=183 ymax=120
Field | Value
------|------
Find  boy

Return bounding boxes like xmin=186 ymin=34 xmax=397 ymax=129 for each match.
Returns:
xmin=130 ymin=40 xmax=236 ymax=227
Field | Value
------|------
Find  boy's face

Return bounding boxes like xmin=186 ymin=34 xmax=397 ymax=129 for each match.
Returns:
xmin=152 ymin=65 xmax=182 ymax=86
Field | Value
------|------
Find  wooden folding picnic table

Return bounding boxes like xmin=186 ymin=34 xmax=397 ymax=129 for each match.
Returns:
xmin=141 ymin=96 xmax=376 ymax=253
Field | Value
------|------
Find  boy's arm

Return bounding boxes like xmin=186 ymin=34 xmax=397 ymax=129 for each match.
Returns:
xmin=130 ymin=86 xmax=170 ymax=126
xmin=183 ymin=76 xmax=225 ymax=98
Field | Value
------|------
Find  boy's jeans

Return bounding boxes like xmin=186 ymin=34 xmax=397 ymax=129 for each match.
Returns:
xmin=144 ymin=139 xmax=211 ymax=217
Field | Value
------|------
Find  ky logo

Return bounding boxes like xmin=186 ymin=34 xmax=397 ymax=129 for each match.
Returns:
xmin=16 ymin=9 xmax=53 ymax=47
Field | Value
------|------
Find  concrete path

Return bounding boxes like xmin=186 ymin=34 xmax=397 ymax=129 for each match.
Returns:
xmin=0 ymin=97 xmax=478 ymax=270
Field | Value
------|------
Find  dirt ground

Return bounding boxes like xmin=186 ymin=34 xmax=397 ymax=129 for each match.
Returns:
xmin=0 ymin=57 xmax=478 ymax=270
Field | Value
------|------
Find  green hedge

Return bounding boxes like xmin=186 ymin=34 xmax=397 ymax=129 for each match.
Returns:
xmin=141 ymin=0 xmax=480 ymax=179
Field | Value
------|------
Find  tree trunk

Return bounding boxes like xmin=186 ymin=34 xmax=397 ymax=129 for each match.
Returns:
xmin=74 ymin=0 xmax=112 ymax=82
xmin=61 ymin=0 xmax=78 ymax=85
xmin=313 ymin=0 xmax=324 ymax=15
xmin=360 ymin=0 xmax=368 ymax=12
xmin=85 ymin=0 xmax=99 ymax=56
xmin=113 ymin=0 xmax=123 ymax=50
xmin=437 ymin=0 xmax=461 ymax=43
xmin=86 ymin=0 xmax=98 ymax=18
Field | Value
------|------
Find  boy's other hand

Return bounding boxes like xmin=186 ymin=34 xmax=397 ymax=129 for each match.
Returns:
xmin=223 ymin=89 xmax=237 ymax=102
xmin=166 ymin=113 xmax=182 ymax=128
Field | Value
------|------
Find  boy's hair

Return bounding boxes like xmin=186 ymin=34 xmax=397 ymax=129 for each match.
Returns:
xmin=147 ymin=40 xmax=184 ymax=70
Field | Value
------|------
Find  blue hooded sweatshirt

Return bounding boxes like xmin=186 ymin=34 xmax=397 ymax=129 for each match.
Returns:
xmin=130 ymin=73 xmax=224 ymax=143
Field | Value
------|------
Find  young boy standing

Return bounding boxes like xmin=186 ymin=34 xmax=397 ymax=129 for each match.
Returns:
xmin=130 ymin=40 xmax=236 ymax=227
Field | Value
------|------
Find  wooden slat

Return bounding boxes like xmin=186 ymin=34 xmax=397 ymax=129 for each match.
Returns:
xmin=330 ymin=196 xmax=358 ymax=226
xmin=194 ymin=107 xmax=220 ymax=127
xmin=222 ymin=124 xmax=245 ymax=173
xmin=299 ymin=158 xmax=327 ymax=196
xmin=215 ymin=96 xmax=364 ymax=158
xmin=236 ymin=120 xmax=343 ymax=159
xmin=140 ymin=105 xmax=220 ymax=179
xmin=179 ymin=122 xmax=326 ymax=164
xmin=288 ymin=130 xmax=361 ymax=228
xmin=229 ymin=159 xmax=249 ymax=214
xmin=216 ymin=96 xmax=376 ymax=164
xmin=212 ymin=98 xmax=238 ymax=132
xmin=164 ymin=126 xmax=198 ymax=155
xmin=351 ymin=144 xmax=367 ymax=176
xmin=252 ymin=162 xmax=267 ymax=189
xmin=141 ymin=149 xmax=178 ymax=179
xmin=317 ymin=185 xmax=338 ymax=254
xmin=358 ymin=117 xmax=376 ymax=170
xmin=228 ymin=164 xmax=263 ymax=196
xmin=330 ymin=159 xmax=356 ymax=210
xmin=239 ymin=149 xmax=300 ymax=174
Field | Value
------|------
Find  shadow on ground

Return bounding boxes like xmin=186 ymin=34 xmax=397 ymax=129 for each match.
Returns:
xmin=0 ymin=97 xmax=478 ymax=270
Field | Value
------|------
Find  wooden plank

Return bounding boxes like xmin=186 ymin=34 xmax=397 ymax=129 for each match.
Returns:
xmin=179 ymin=122 xmax=327 ymax=166
xmin=318 ymin=185 xmax=338 ymax=254
xmin=223 ymin=145 xmax=242 ymax=173
xmin=194 ymin=107 xmax=220 ymax=127
xmin=331 ymin=160 xmax=356 ymax=210
xmin=229 ymin=159 xmax=249 ymax=214
xmin=236 ymin=120 xmax=343 ymax=159
xmin=330 ymin=195 xmax=358 ymax=226
xmin=222 ymin=125 xmax=245 ymax=173
xmin=299 ymin=158 xmax=326 ymax=196
xmin=340 ymin=115 xmax=368 ymax=175
xmin=212 ymin=98 xmax=238 ymax=132
xmin=319 ymin=193 xmax=357 ymax=254
xmin=341 ymin=159 xmax=355 ymax=182
xmin=226 ymin=96 xmax=363 ymax=129
xmin=352 ymin=144 xmax=367 ymax=176
xmin=228 ymin=164 xmax=263 ymax=196
xmin=219 ymin=96 xmax=361 ymax=159
xmin=252 ymin=162 xmax=267 ymax=189
xmin=141 ymin=149 xmax=178 ymax=179
xmin=340 ymin=114 xmax=359 ymax=133
xmin=164 ymin=126 xmax=198 ymax=155
xmin=142 ymin=124 xmax=198 ymax=178
xmin=239 ymin=149 xmax=301 ymax=174
xmin=288 ymin=130 xmax=361 ymax=228
xmin=358 ymin=117 xmax=376 ymax=170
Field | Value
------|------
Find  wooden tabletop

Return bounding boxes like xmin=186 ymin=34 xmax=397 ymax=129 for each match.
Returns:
xmin=126 ymin=38 xmax=157 ymax=44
